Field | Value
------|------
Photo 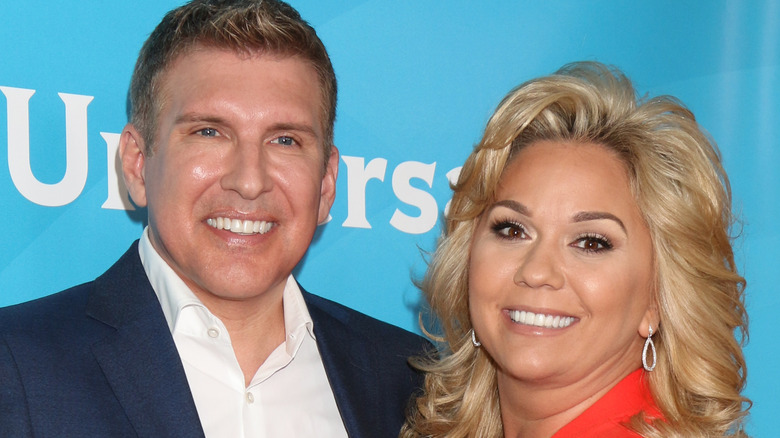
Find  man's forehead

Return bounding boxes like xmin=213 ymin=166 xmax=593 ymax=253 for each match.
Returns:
xmin=161 ymin=43 xmax=313 ymax=80
xmin=149 ymin=48 xmax=327 ymax=150
xmin=155 ymin=48 xmax=320 ymax=111
xmin=159 ymin=46 xmax=319 ymax=100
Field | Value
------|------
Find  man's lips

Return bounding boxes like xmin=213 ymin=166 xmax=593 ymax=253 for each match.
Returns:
xmin=206 ymin=217 xmax=275 ymax=235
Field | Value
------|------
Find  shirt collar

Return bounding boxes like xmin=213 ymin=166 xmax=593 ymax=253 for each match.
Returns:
xmin=137 ymin=227 xmax=315 ymax=344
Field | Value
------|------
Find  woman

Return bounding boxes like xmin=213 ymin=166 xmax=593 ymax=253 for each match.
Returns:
xmin=401 ymin=62 xmax=749 ymax=437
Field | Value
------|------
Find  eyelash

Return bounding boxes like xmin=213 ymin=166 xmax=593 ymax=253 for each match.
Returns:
xmin=490 ymin=218 xmax=614 ymax=254
xmin=191 ymin=129 xmax=299 ymax=148
xmin=270 ymin=135 xmax=298 ymax=147
xmin=195 ymin=127 xmax=219 ymax=137
xmin=490 ymin=218 xmax=528 ymax=240
xmin=571 ymin=233 xmax=613 ymax=253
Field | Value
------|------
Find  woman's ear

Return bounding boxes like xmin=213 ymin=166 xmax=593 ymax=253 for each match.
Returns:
xmin=638 ymin=305 xmax=661 ymax=338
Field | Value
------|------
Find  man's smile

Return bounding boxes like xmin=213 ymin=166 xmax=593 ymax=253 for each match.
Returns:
xmin=206 ymin=217 xmax=275 ymax=235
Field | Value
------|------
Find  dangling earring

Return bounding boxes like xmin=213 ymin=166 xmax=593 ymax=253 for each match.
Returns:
xmin=470 ymin=328 xmax=481 ymax=347
xmin=642 ymin=324 xmax=657 ymax=371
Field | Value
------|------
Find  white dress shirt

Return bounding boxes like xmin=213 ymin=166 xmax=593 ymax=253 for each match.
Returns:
xmin=138 ymin=228 xmax=348 ymax=438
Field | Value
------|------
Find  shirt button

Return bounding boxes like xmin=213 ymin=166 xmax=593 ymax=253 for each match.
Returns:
xmin=207 ymin=328 xmax=219 ymax=338
xmin=246 ymin=392 xmax=255 ymax=404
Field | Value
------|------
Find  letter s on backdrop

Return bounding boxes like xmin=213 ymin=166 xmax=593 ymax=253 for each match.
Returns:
xmin=390 ymin=160 xmax=438 ymax=234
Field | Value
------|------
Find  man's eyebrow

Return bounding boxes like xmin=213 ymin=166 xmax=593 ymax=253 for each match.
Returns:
xmin=172 ymin=115 xmax=319 ymax=137
xmin=572 ymin=211 xmax=626 ymax=233
xmin=173 ymin=113 xmax=226 ymax=125
xmin=269 ymin=122 xmax=319 ymax=137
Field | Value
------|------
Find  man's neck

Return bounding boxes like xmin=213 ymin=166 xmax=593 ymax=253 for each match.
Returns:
xmin=199 ymin=289 xmax=287 ymax=387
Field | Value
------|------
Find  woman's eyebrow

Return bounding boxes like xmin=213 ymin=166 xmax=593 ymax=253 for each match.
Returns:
xmin=572 ymin=211 xmax=626 ymax=233
xmin=488 ymin=202 xmax=627 ymax=233
xmin=489 ymin=199 xmax=530 ymax=216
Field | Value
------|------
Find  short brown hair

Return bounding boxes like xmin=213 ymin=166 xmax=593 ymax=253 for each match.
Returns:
xmin=128 ymin=0 xmax=337 ymax=158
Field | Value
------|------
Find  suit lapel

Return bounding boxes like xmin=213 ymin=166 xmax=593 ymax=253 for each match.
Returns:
xmin=87 ymin=243 xmax=205 ymax=438
xmin=304 ymin=292 xmax=384 ymax=438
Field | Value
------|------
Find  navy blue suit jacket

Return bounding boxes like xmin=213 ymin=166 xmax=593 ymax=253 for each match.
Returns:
xmin=0 ymin=242 xmax=428 ymax=437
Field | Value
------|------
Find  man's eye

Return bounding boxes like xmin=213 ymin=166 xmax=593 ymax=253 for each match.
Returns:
xmin=270 ymin=136 xmax=297 ymax=146
xmin=196 ymin=128 xmax=219 ymax=137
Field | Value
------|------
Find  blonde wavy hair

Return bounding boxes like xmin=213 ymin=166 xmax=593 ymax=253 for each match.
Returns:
xmin=401 ymin=61 xmax=750 ymax=438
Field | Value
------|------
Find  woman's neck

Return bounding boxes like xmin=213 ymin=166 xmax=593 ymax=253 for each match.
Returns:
xmin=497 ymin=361 xmax=639 ymax=437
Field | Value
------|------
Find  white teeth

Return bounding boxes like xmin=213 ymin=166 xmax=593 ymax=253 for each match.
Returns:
xmin=206 ymin=217 xmax=274 ymax=235
xmin=509 ymin=310 xmax=575 ymax=329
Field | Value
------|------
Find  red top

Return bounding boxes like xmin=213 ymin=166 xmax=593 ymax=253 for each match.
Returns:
xmin=552 ymin=369 xmax=662 ymax=437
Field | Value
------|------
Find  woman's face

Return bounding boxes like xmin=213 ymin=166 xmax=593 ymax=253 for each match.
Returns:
xmin=468 ymin=140 xmax=656 ymax=393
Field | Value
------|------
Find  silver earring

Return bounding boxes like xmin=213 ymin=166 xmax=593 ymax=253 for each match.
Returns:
xmin=642 ymin=324 xmax=656 ymax=371
xmin=471 ymin=329 xmax=481 ymax=347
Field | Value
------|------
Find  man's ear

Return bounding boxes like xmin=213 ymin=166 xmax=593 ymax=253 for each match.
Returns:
xmin=317 ymin=145 xmax=339 ymax=225
xmin=119 ymin=123 xmax=149 ymax=208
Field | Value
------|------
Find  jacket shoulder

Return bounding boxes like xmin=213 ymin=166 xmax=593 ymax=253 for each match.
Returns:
xmin=0 ymin=241 xmax=144 ymax=336
xmin=301 ymin=289 xmax=431 ymax=352
xmin=0 ymin=282 xmax=93 ymax=332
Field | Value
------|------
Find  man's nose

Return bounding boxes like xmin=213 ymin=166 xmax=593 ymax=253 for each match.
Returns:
xmin=220 ymin=141 xmax=273 ymax=199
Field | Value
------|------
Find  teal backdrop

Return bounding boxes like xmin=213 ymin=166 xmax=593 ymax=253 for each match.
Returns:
xmin=1 ymin=2 xmax=777 ymax=435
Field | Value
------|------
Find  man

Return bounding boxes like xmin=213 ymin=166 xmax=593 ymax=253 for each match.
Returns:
xmin=0 ymin=1 xmax=427 ymax=437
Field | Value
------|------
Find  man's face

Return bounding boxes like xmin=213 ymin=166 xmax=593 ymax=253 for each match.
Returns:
xmin=121 ymin=47 xmax=338 ymax=312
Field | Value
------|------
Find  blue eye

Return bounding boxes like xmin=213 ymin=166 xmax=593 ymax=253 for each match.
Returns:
xmin=270 ymin=136 xmax=296 ymax=146
xmin=572 ymin=233 xmax=613 ymax=253
xmin=196 ymin=128 xmax=219 ymax=137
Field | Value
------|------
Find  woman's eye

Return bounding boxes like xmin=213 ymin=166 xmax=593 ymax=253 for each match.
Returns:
xmin=492 ymin=221 xmax=528 ymax=240
xmin=270 ymin=136 xmax=297 ymax=146
xmin=572 ymin=234 xmax=613 ymax=253
xmin=196 ymin=128 xmax=219 ymax=137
